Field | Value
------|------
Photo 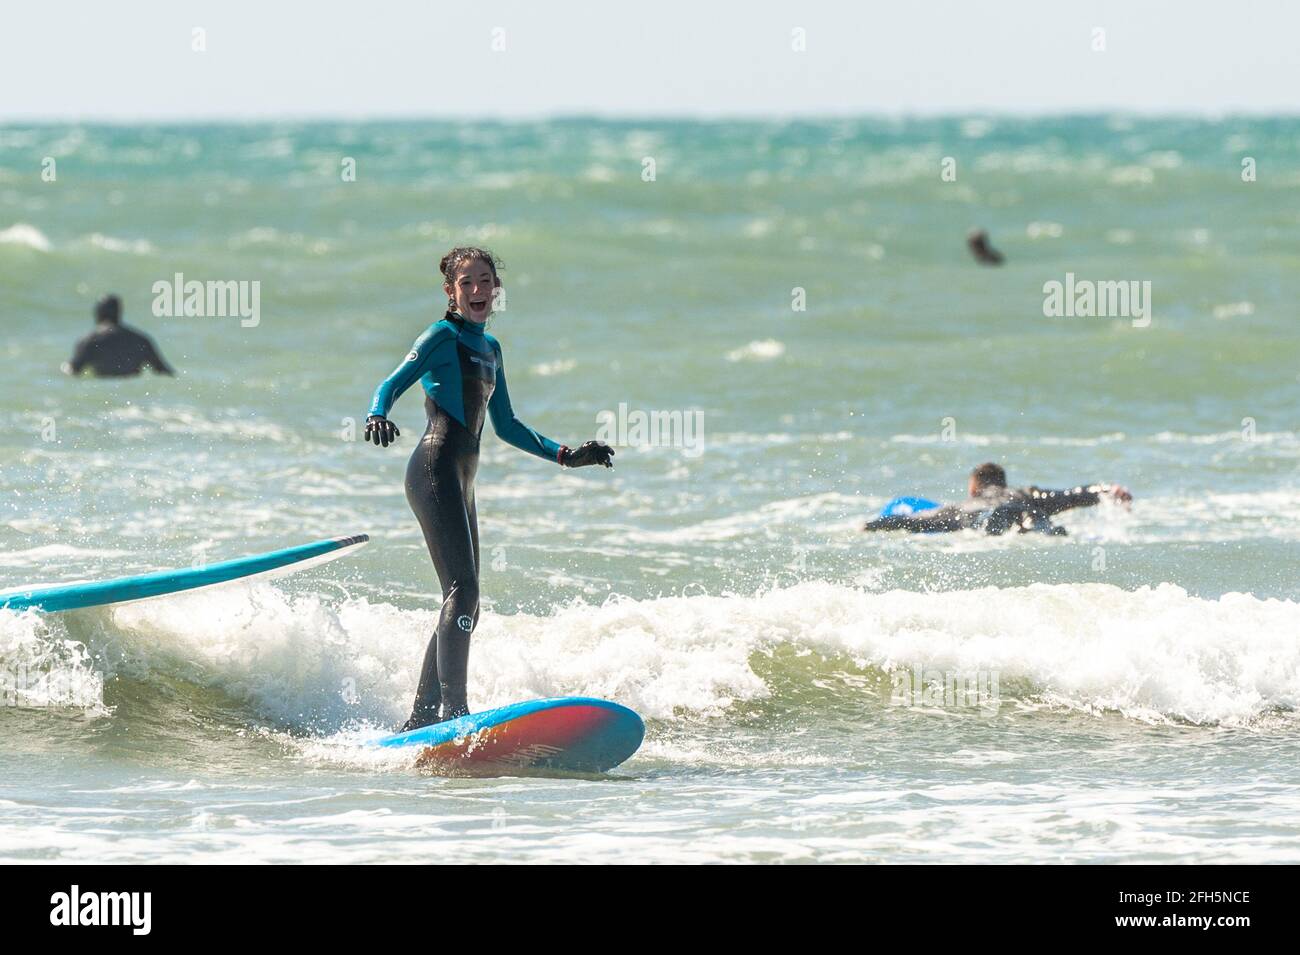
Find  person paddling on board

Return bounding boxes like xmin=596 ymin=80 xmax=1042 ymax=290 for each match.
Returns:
xmin=863 ymin=462 xmax=1131 ymax=535
xmin=63 ymin=294 xmax=175 ymax=377
xmin=365 ymin=247 xmax=614 ymax=732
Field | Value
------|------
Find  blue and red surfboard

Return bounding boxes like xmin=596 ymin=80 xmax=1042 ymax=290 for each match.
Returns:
xmin=374 ymin=697 xmax=644 ymax=774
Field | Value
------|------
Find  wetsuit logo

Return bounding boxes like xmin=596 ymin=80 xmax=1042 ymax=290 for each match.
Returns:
xmin=456 ymin=614 xmax=474 ymax=632
xmin=405 ymin=350 xmax=419 ymax=362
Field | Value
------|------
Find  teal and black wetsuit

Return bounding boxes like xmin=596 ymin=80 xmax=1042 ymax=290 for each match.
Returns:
xmin=370 ymin=311 xmax=563 ymax=727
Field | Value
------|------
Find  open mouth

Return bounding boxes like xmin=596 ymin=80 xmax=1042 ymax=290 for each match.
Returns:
xmin=468 ymin=299 xmax=488 ymax=314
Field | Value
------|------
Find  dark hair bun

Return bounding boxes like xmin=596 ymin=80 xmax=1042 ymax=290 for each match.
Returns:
xmin=439 ymin=247 xmax=501 ymax=281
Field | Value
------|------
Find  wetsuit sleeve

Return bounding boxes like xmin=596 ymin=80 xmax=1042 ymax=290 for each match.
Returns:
xmin=488 ymin=345 xmax=563 ymax=462
xmin=368 ymin=325 xmax=449 ymax=418
xmin=1023 ymin=485 xmax=1106 ymax=516
xmin=864 ymin=506 xmax=964 ymax=533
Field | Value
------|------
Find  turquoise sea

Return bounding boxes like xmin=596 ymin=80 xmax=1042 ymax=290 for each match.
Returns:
xmin=2 ymin=116 xmax=1299 ymax=862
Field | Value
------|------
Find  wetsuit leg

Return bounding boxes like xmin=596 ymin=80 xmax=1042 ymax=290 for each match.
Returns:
xmin=401 ymin=400 xmax=481 ymax=730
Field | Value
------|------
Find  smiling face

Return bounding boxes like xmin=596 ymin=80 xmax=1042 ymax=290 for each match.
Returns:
xmin=444 ymin=258 xmax=499 ymax=324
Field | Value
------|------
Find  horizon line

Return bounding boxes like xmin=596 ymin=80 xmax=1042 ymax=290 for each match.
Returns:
xmin=3 ymin=107 xmax=1299 ymax=127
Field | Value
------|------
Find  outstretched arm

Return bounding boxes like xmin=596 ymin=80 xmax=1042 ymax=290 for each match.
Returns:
xmin=368 ymin=325 xmax=451 ymax=418
xmin=365 ymin=324 xmax=452 ymax=447
xmin=488 ymin=349 xmax=564 ymax=463
xmin=1025 ymin=483 xmax=1130 ymax=516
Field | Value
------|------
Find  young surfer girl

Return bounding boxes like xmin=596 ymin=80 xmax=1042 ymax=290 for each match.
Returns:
xmin=365 ymin=247 xmax=614 ymax=731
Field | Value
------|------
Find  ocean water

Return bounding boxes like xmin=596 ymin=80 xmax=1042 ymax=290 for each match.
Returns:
xmin=1 ymin=116 xmax=1299 ymax=863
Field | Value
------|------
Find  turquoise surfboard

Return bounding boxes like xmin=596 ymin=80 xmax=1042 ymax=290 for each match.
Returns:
xmin=0 ymin=534 xmax=369 ymax=613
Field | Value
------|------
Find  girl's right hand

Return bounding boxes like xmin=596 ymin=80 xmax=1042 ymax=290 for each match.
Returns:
xmin=365 ymin=415 xmax=400 ymax=447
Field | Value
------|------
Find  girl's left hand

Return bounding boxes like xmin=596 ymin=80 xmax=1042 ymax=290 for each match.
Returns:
xmin=561 ymin=441 xmax=615 ymax=468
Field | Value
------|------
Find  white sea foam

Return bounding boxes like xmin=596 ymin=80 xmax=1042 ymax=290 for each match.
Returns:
xmin=726 ymin=339 xmax=785 ymax=362
xmin=5 ymin=579 xmax=1296 ymax=730
xmin=0 ymin=223 xmax=52 ymax=252
xmin=0 ymin=610 xmax=107 ymax=714
xmin=86 ymin=233 xmax=155 ymax=255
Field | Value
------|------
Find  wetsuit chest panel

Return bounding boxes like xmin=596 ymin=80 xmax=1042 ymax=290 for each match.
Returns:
xmin=370 ymin=315 xmax=561 ymax=463
xmin=456 ymin=339 xmax=497 ymax=436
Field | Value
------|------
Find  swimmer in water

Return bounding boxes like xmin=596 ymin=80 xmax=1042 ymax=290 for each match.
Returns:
xmin=863 ymin=462 xmax=1132 ymax=536
xmin=365 ymin=247 xmax=615 ymax=732
xmin=967 ymin=228 xmax=1004 ymax=266
xmin=63 ymin=295 xmax=175 ymax=377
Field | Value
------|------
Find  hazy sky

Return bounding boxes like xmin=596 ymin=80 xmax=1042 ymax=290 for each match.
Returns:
xmin=2 ymin=0 xmax=1296 ymax=120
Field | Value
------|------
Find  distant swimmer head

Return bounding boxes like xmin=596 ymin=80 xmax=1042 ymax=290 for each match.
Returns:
xmin=440 ymin=246 xmax=502 ymax=325
xmin=94 ymin=294 xmax=122 ymax=324
xmin=969 ymin=461 xmax=1007 ymax=497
